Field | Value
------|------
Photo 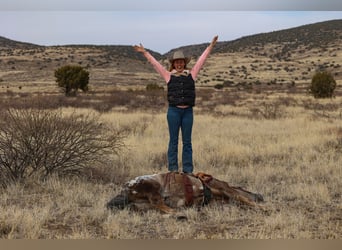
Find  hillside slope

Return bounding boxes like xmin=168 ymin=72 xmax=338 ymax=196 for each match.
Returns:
xmin=0 ymin=19 xmax=341 ymax=92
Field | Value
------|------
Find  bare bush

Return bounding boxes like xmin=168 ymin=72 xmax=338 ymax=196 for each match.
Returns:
xmin=0 ymin=108 xmax=125 ymax=187
xmin=250 ymin=102 xmax=285 ymax=119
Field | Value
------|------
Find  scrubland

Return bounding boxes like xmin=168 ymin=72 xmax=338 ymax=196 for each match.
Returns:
xmin=0 ymin=88 xmax=341 ymax=239
xmin=1 ymin=20 xmax=341 ymax=239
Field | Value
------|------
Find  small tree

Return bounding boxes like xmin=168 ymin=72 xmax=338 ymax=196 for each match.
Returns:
xmin=55 ymin=65 xmax=89 ymax=96
xmin=309 ymin=71 xmax=336 ymax=98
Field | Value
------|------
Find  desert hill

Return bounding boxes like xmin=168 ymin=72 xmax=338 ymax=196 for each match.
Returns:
xmin=0 ymin=19 xmax=341 ymax=94
xmin=0 ymin=36 xmax=41 ymax=49
xmin=171 ymin=19 xmax=342 ymax=56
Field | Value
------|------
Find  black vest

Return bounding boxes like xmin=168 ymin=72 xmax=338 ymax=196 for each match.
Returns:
xmin=167 ymin=73 xmax=195 ymax=106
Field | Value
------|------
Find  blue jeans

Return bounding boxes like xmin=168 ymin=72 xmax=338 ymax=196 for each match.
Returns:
xmin=167 ymin=106 xmax=193 ymax=173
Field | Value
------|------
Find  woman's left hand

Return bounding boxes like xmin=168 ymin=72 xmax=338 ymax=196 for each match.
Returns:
xmin=133 ymin=43 xmax=146 ymax=53
xmin=210 ymin=35 xmax=218 ymax=47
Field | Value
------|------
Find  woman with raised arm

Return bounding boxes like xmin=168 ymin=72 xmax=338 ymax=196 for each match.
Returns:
xmin=134 ymin=35 xmax=218 ymax=174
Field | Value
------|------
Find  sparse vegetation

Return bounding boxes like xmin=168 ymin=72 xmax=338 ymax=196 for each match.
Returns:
xmin=0 ymin=19 xmax=341 ymax=239
xmin=0 ymin=95 xmax=341 ymax=238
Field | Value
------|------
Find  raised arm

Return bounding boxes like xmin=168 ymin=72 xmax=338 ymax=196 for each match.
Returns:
xmin=133 ymin=44 xmax=170 ymax=83
xmin=191 ymin=35 xmax=218 ymax=80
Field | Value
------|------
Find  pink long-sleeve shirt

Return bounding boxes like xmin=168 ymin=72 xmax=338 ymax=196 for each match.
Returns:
xmin=142 ymin=46 xmax=213 ymax=83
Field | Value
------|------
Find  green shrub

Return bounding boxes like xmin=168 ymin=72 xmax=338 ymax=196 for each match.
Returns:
xmin=214 ymin=84 xmax=224 ymax=90
xmin=309 ymin=71 xmax=336 ymax=98
xmin=55 ymin=65 xmax=89 ymax=96
xmin=146 ymin=83 xmax=164 ymax=91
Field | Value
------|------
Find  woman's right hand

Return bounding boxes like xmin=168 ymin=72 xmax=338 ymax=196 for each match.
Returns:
xmin=133 ymin=43 xmax=146 ymax=53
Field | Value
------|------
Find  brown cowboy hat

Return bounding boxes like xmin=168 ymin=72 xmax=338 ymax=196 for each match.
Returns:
xmin=169 ymin=50 xmax=191 ymax=65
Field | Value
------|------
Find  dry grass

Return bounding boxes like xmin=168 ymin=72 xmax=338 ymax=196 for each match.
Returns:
xmin=1 ymin=22 xmax=341 ymax=239
xmin=0 ymin=91 xmax=341 ymax=239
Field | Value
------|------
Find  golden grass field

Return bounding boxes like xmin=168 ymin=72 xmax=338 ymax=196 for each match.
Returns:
xmin=0 ymin=28 xmax=341 ymax=238
xmin=0 ymin=87 xmax=341 ymax=239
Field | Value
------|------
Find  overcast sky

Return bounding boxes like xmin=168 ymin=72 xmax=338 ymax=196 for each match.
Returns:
xmin=1 ymin=1 xmax=341 ymax=53
xmin=1 ymin=0 xmax=342 ymax=11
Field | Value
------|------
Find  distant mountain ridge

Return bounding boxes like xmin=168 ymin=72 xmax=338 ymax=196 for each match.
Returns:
xmin=1 ymin=19 xmax=341 ymax=58
xmin=217 ymin=19 xmax=342 ymax=51
xmin=0 ymin=19 xmax=341 ymax=88
xmin=166 ymin=19 xmax=342 ymax=58
xmin=0 ymin=36 xmax=41 ymax=49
